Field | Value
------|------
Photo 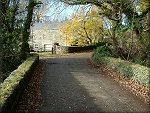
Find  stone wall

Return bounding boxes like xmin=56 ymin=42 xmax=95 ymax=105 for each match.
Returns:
xmin=53 ymin=46 xmax=95 ymax=54
xmin=0 ymin=54 xmax=39 ymax=113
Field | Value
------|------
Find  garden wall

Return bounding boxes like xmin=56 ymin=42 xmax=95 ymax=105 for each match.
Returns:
xmin=0 ymin=54 xmax=39 ymax=113
xmin=54 ymin=45 xmax=95 ymax=54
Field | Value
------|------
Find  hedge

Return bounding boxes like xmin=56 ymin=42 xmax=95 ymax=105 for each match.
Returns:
xmin=0 ymin=54 xmax=39 ymax=113
xmin=92 ymin=52 xmax=150 ymax=88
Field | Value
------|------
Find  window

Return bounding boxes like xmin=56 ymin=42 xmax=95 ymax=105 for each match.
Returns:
xmin=34 ymin=44 xmax=39 ymax=48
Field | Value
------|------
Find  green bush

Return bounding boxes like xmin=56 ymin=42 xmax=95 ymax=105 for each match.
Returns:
xmin=92 ymin=52 xmax=150 ymax=88
xmin=2 ymin=55 xmax=22 ymax=81
xmin=93 ymin=46 xmax=112 ymax=57
xmin=132 ymin=57 xmax=150 ymax=67
xmin=0 ymin=54 xmax=39 ymax=107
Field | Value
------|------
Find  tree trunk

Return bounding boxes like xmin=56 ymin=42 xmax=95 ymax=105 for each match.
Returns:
xmin=147 ymin=10 xmax=150 ymax=65
xmin=21 ymin=0 xmax=37 ymax=60
xmin=83 ymin=22 xmax=92 ymax=44
xmin=148 ymin=11 xmax=150 ymax=51
xmin=0 ymin=1 xmax=2 ymax=82
xmin=111 ymin=22 xmax=120 ymax=55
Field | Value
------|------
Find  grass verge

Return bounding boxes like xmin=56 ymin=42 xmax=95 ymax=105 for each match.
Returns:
xmin=92 ymin=53 xmax=150 ymax=88
xmin=92 ymin=51 xmax=150 ymax=103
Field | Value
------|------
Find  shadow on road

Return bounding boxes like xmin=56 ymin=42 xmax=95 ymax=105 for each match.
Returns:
xmin=39 ymin=55 xmax=149 ymax=113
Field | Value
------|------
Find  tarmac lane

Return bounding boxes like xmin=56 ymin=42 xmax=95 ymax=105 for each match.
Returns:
xmin=39 ymin=52 xmax=149 ymax=113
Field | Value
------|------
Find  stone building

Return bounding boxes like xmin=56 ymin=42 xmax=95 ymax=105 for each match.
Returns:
xmin=29 ymin=21 xmax=66 ymax=51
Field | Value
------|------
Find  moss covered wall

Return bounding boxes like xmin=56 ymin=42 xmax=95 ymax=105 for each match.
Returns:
xmin=0 ymin=54 xmax=39 ymax=113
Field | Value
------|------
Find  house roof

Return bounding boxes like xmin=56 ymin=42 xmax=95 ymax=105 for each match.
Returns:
xmin=32 ymin=21 xmax=65 ymax=30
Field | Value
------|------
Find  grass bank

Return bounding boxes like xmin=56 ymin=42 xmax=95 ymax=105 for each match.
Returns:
xmin=92 ymin=48 xmax=150 ymax=103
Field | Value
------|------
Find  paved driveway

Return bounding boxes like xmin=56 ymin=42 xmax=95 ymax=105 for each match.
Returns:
xmin=39 ymin=53 xmax=149 ymax=113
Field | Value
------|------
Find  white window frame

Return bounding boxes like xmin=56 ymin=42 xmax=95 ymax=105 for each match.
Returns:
xmin=34 ymin=44 xmax=39 ymax=48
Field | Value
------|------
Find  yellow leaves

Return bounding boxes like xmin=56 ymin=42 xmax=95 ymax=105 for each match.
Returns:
xmin=103 ymin=2 xmax=112 ymax=10
xmin=139 ymin=0 xmax=150 ymax=12
xmin=77 ymin=38 xmax=88 ymax=46
xmin=60 ymin=19 xmax=80 ymax=36
xmin=59 ymin=19 xmax=81 ymax=40
xmin=64 ymin=37 xmax=74 ymax=45
xmin=59 ymin=5 xmax=104 ymax=45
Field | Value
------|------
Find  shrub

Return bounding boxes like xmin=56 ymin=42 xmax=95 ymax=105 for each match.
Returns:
xmin=93 ymin=46 xmax=112 ymax=58
xmin=95 ymin=41 xmax=110 ymax=47
xmin=92 ymin=52 xmax=150 ymax=88
xmin=132 ymin=57 xmax=150 ymax=67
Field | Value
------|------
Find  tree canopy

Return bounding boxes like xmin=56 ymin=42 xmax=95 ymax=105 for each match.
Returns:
xmin=0 ymin=0 xmax=44 ymax=81
xmin=59 ymin=6 xmax=104 ymax=45
xmin=60 ymin=0 xmax=150 ymax=61
xmin=0 ymin=0 xmax=149 ymax=81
